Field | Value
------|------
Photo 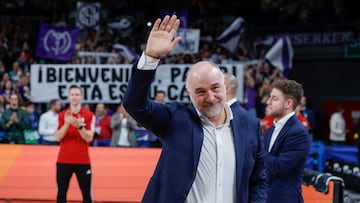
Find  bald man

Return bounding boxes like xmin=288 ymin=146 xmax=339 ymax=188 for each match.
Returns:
xmin=224 ymin=73 xmax=239 ymax=105
xmin=123 ymin=15 xmax=268 ymax=203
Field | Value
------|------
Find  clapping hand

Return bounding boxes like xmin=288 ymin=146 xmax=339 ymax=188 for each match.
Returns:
xmin=145 ymin=15 xmax=181 ymax=59
xmin=10 ymin=112 xmax=18 ymax=122
xmin=64 ymin=111 xmax=85 ymax=129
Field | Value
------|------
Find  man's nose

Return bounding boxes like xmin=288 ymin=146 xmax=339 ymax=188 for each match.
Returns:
xmin=205 ymin=91 xmax=216 ymax=102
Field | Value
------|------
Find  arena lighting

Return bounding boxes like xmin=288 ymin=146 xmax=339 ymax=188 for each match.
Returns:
xmin=147 ymin=21 xmax=152 ymax=27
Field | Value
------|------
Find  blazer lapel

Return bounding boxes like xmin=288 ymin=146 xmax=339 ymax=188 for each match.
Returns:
xmin=264 ymin=126 xmax=275 ymax=151
xmin=230 ymin=102 xmax=246 ymax=190
xmin=269 ymin=115 xmax=296 ymax=153
xmin=187 ymin=104 xmax=204 ymax=169
xmin=231 ymin=118 xmax=246 ymax=189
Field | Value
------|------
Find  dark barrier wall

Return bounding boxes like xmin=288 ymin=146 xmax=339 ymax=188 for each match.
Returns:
xmin=290 ymin=58 xmax=360 ymax=143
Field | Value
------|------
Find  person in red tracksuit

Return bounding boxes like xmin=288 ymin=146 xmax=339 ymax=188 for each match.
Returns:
xmin=55 ymin=85 xmax=95 ymax=203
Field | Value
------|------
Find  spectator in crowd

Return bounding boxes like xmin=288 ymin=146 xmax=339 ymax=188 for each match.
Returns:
xmin=0 ymin=79 xmax=15 ymax=104
xmin=93 ymin=103 xmax=112 ymax=146
xmin=0 ymin=94 xmax=7 ymax=117
xmin=39 ymin=99 xmax=61 ymax=145
xmin=8 ymin=61 xmax=22 ymax=82
xmin=242 ymin=66 xmax=257 ymax=117
xmin=299 ymin=96 xmax=315 ymax=133
xmin=54 ymin=85 xmax=95 ymax=203
xmin=257 ymin=79 xmax=271 ymax=118
xmin=24 ymin=102 xmax=39 ymax=143
xmin=329 ymin=105 xmax=347 ymax=145
xmin=17 ymin=50 xmax=30 ymax=73
xmin=16 ymin=74 xmax=31 ymax=102
xmin=123 ymin=15 xmax=267 ymax=203
xmin=147 ymin=90 xmax=166 ymax=148
xmin=0 ymin=93 xmax=29 ymax=144
xmin=295 ymin=103 xmax=311 ymax=131
xmin=154 ymin=90 xmax=166 ymax=103
xmin=25 ymin=102 xmax=38 ymax=131
xmin=263 ymin=79 xmax=310 ymax=203
xmin=110 ymin=103 xmax=137 ymax=147
xmin=0 ymin=73 xmax=11 ymax=90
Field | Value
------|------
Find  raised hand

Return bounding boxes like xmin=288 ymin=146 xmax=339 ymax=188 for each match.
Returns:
xmin=145 ymin=15 xmax=181 ymax=59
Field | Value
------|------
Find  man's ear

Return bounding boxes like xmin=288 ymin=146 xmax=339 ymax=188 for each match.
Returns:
xmin=286 ymin=99 xmax=294 ymax=111
xmin=225 ymin=86 xmax=230 ymax=93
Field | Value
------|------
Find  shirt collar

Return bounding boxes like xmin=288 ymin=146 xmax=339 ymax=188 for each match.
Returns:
xmin=274 ymin=111 xmax=295 ymax=128
xmin=226 ymin=98 xmax=237 ymax=106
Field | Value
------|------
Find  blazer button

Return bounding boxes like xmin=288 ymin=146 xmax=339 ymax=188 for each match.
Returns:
xmin=181 ymin=193 xmax=187 ymax=199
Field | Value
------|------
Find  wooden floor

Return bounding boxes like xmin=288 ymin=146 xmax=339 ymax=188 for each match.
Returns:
xmin=0 ymin=144 xmax=159 ymax=203
xmin=0 ymin=144 xmax=337 ymax=203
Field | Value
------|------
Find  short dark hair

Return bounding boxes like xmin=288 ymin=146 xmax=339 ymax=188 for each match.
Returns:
xmin=337 ymin=105 xmax=344 ymax=112
xmin=271 ymin=79 xmax=304 ymax=110
xmin=69 ymin=85 xmax=82 ymax=94
xmin=156 ymin=90 xmax=166 ymax=96
xmin=49 ymin=99 xmax=59 ymax=107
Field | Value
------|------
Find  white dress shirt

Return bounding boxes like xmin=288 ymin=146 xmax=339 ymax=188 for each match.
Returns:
xmin=329 ymin=112 xmax=346 ymax=141
xmin=38 ymin=110 xmax=58 ymax=142
xmin=117 ymin=118 xmax=130 ymax=146
xmin=186 ymin=104 xmax=236 ymax=203
xmin=268 ymin=112 xmax=295 ymax=152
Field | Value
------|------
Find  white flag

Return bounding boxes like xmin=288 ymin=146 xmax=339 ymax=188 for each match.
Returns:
xmin=113 ymin=44 xmax=139 ymax=62
xmin=171 ymin=29 xmax=200 ymax=55
xmin=216 ymin=17 xmax=245 ymax=53
xmin=265 ymin=35 xmax=293 ymax=77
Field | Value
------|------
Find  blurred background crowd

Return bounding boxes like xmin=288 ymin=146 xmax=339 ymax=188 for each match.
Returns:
xmin=0 ymin=0 xmax=359 ymax=146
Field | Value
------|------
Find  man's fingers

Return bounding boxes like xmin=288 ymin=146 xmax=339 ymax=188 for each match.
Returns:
xmin=151 ymin=18 xmax=161 ymax=32
xmin=165 ymin=15 xmax=179 ymax=33
xmin=159 ymin=15 xmax=170 ymax=31
xmin=169 ymin=19 xmax=180 ymax=36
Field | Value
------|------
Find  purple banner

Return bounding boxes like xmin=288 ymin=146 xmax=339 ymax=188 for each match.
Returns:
xmin=36 ymin=23 xmax=79 ymax=61
xmin=256 ymin=31 xmax=354 ymax=46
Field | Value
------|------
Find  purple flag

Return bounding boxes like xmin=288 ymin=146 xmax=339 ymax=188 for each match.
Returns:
xmin=36 ymin=23 xmax=79 ymax=61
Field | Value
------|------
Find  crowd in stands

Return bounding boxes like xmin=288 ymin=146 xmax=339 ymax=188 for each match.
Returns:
xmin=0 ymin=0 xmax=358 ymax=146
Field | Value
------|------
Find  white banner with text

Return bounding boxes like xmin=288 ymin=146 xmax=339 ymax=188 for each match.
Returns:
xmin=30 ymin=64 xmax=244 ymax=103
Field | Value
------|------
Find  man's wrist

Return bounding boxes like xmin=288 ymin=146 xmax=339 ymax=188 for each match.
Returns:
xmin=145 ymin=51 xmax=160 ymax=59
xmin=137 ymin=52 xmax=160 ymax=70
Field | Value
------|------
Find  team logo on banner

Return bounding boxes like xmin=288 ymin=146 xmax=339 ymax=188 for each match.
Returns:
xmin=76 ymin=2 xmax=100 ymax=29
xmin=44 ymin=31 xmax=71 ymax=55
xmin=36 ymin=23 xmax=79 ymax=61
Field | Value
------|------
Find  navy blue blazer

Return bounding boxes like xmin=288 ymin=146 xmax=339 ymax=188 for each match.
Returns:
xmin=123 ymin=64 xmax=268 ymax=203
xmin=264 ymin=115 xmax=310 ymax=203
